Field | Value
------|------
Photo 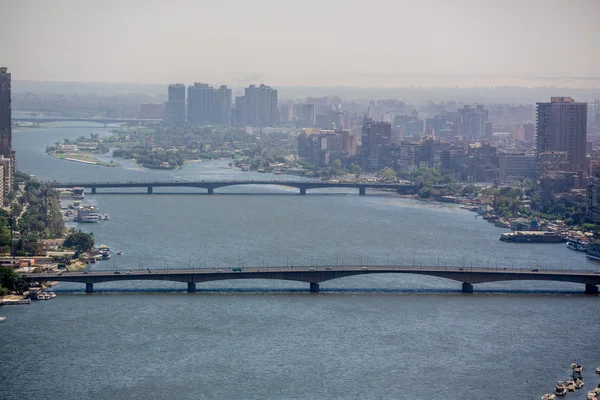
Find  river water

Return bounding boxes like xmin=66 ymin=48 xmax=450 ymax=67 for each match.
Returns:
xmin=1 ymin=122 xmax=600 ymax=399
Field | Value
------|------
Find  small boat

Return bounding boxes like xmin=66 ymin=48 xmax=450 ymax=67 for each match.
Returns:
xmin=37 ymin=293 xmax=50 ymax=300
xmin=100 ymin=251 xmax=111 ymax=260
xmin=567 ymin=380 xmax=576 ymax=392
xmin=596 ymin=366 xmax=600 ymax=374
xmin=555 ymin=381 xmax=567 ymax=396
xmin=588 ymin=392 xmax=597 ymax=400
xmin=116 ymin=250 xmax=123 ymax=256
xmin=542 ymin=394 xmax=556 ymax=400
xmin=0 ymin=316 xmax=6 ymax=323
xmin=573 ymin=364 xmax=583 ymax=375
xmin=575 ymin=379 xmax=584 ymax=389
xmin=47 ymin=291 xmax=56 ymax=299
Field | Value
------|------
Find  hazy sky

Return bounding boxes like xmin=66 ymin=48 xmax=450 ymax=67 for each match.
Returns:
xmin=1 ymin=0 xmax=599 ymax=87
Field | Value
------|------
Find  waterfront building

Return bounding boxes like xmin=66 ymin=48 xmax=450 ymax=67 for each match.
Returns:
xmin=498 ymin=152 xmax=536 ymax=182
xmin=186 ymin=83 xmax=231 ymax=126
xmin=139 ymin=103 xmax=164 ymax=119
xmin=165 ymin=83 xmax=186 ymax=125
xmin=536 ymin=97 xmax=587 ymax=175
xmin=360 ymin=117 xmax=391 ymax=170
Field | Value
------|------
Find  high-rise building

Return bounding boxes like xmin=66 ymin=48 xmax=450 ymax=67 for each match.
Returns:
xmin=361 ymin=117 xmax=391 ymax=170
xmin=187 ymin=83 xmax=212 ymax=125
xmin=459 ymin=105 xmax=488 ymax=138
xmin=279 ymin=104 xmax=292 ymax=123
xmin=0 ymin=67 xmax=11 ymax=158
xmin=536 ymin=97 xmax=587 ymax=174
xmin=214 ymin=85 xmax=232 ymax=126
xmin=0 ymin=67 xmax=14 ymax=201
xmin=297 ymin=104 xmax=315 ymax=127
xmin=165 ymin=83 xmax=186 ymax=125
xmin=243 ymin=84 xmax=278 ymax=127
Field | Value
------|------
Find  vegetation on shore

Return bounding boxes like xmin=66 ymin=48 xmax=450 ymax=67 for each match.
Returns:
xmin=63 ymin=229 xmax=95 ymax=256
xmin=1 ymin=173 xmax=66 ymax=257
xmin=0 ymin=266 xmax=28 ymax=296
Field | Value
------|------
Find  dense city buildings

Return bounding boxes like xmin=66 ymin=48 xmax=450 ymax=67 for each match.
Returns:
xmin=139 ymin=103 xmax=164 ymax=119
xmin=536 ymin=97 xmax=587 ymax=175
xmin=0 ymin=67 xmax=14 ymax=204
xmin=165 ymin=83 xmax=186 ymax=125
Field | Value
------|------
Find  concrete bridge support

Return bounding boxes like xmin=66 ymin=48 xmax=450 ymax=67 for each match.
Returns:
xmin=147 ymin=186 xmax=153 ymax=194
xmin=86 ymin=283 xmax=94 ymax=293
xmin=187 ymin=282 xmax=196 ymax=293
xmin=359 ymin=187 xmax=366 ymax=196
xmin=461 ymin=283 xmax=474 ymax=293
xmin=91 ymin=187 xmax=97 ymax=194
xmin=207 ymin=188 xmax=214 ymax=195
xmin=309 ymin=282 xmax=320 ymax=293
xmin=585 ymin=284 xmax=599 ymax=295
xmin=300 ymin=188 xmax=307 ymax=195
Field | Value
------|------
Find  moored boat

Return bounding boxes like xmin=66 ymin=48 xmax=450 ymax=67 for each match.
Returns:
xmin=596 ymin=366 xmax=600 ymax=374
xmin=575 ymin=379 xmax=584 ymax=389
xmin=567 ymin=380 xmax=576 ymax=392
xmin=567 ymin=240 xmax=588 ymax=251
xmin=0 ymin=316 xmax=6 ymax=323
xmin=541 ymin=394 xmax=555 ymax=400
xmin=555 ymin=381 xmax=567 ymax=396
xmin=500 ymin=231 xmax=564 ymax=243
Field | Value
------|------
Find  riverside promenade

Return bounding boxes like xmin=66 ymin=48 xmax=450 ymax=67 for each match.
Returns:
xmin=22 ymin=265 xmax=600 ymax=294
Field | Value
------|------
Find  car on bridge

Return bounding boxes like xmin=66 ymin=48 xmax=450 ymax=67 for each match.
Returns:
xmin=232 ymin=267 xmax=242 ymax=272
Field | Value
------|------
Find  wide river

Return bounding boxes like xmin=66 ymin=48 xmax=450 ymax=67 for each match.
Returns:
xmin=1 ymin=122 xmax=600 ymax=399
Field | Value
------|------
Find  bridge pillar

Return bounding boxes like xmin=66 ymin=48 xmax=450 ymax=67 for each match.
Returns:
xmin=359 ymin=187 xmax=366 ymax=196
xmin=207 ymin=187 xmax=214 ymax=195
xmin=187 ymin=282 xmax=196 ymax=293
xmin=309 ymin=282 xmax=320 ymax=293
xmin=85 ymin=283 xmax=93 ymax=293
xmin=299 ymin=187 xmax=307 ymax=195
xmin=147 ymin=186 xmax=153 ymax=194
xmin=461 ymin=283 xmax=473 ymax=293
xmin=585 ymin=284 xmax=599 ymax=295
xmin=91 ymin=187 xmax=97 ymax=194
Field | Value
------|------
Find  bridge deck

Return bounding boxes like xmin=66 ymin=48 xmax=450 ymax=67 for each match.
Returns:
xmin=22 ymin=266 xmax=600 ymax=293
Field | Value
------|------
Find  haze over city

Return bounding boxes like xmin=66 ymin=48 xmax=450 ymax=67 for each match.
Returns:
xmin=1 ymin=0 xmax=600 ymax=87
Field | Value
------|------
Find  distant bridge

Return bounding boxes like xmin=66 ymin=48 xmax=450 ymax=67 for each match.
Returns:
xmin=49 ymin=180 xmax=417 ymax=195
xmin=13 ymin=117 xmax=161 ymax=126
xmin=22 ymin=266 xmax=600 ymax=294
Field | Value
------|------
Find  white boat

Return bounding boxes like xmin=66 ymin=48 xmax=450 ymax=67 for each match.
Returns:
xmin=116 ymin=250 xmax=123 ymax=255
xmin=575 ymin=379 xmax=584 ymax=389
xmin=47 ymin=291 xmax=56 ymax=299
xmin=541 ymin=394 xmax=556 ymax=400
xmin=567 ymin=380 xmax=576 ymax=392
xmin=596 ymin=366 xmax=600 ymax=374
xmin=76 ymin=205 xmax=100 ymax=223
xmin=38 ymin=293 xmax=50 ymax=300
xmin=566 ymin=240 xmax=588 ymax=251
xmin=0 ymin=316 xmax=5 ymax=323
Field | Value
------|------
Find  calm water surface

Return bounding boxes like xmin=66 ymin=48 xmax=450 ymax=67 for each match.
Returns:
xmin=1 ymin=123 xmax=599 ymax=400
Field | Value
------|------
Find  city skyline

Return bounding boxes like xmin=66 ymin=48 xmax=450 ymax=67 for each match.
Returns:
xmin=1 ymin=0 xmax=599 ymax=88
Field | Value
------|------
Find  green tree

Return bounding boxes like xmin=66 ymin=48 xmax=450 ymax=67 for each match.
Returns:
xmin=0 ymin=266 xmax=29 ymax=294
xmin=377 ymin=167 xmax=396 ymax=182
xmin=63 ymin=230 xmax=95 ymax=254
xmin=332 ymin=159 xmax=342 ymax=169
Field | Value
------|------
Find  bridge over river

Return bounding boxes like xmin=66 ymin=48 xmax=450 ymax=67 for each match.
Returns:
xmin=50 ymin=180 xmax=417 ymax=195
xmin=22 ymin=266 xmax=600 ymax=294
